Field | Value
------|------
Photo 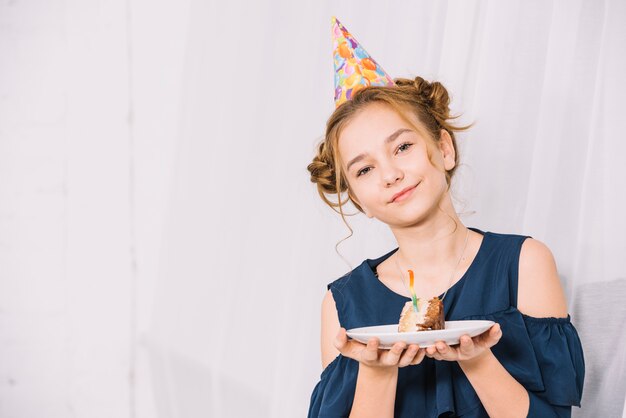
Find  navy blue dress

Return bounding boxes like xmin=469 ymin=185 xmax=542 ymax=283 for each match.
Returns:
xmin=308 ymin=228 xmax=585 ymax=417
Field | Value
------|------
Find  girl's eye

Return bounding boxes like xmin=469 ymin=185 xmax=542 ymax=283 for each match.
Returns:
xmin=355 ymin=143 xmax=412 ymax=177
xmin=357 ymin=166 xmax=372 ymax=177
xmin=397 ymin=143 xmax=413 ymax=153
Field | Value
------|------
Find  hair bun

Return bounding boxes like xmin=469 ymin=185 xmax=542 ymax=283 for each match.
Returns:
xmin=393 ymin=76 xmax=451 ymax=120
xmin=308 ymin=142 xmax=347 ymax=195
xmin=308 ymin=157 xmax=336 ymax=193
xmin=412 ymin=76 xmax=451 ymax=120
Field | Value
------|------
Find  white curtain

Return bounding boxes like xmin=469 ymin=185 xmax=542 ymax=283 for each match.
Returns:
xmin=146 ymin=0 xmax=626 ymax=417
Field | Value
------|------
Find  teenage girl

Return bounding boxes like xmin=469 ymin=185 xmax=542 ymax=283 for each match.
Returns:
xmin=307 ymin=77 xmax=584 ymax=417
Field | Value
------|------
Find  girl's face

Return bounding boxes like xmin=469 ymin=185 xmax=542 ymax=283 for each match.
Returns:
xmin=338 ymin=103 xmax=456 ymax=228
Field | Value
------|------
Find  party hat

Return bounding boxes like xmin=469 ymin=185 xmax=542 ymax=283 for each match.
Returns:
xmin=332 ymin=17 xmax=395 ymax=107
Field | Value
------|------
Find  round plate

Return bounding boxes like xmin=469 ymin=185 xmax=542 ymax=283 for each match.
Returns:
xmin=347 ymin=320 xmax=495 ymax=349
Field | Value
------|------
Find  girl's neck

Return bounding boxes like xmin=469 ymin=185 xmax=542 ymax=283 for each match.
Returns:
xmin=390 ymin=199 xmax=468 ymax=274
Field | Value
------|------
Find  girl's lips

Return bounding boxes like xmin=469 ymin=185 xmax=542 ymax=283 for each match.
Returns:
xmin=390 ymin=184 xmax=418 ymax=203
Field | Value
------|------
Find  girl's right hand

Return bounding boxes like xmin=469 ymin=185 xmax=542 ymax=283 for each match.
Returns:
xmin=334 ymin=328 xmax=425 ymax=368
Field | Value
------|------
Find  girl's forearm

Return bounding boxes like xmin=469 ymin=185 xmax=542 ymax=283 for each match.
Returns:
xmin=349 ymin=364 xmax=398 ymax=418
xmin=458 ymin=350 xmax=530 ymax=418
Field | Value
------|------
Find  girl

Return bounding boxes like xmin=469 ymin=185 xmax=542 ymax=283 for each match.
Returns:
xmin=306 ymin=21 xmax=585 ymax=415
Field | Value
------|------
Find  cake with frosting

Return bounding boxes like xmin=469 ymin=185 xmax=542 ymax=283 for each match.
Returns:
xmin=398 ymin=297 xmax=445 ymax=332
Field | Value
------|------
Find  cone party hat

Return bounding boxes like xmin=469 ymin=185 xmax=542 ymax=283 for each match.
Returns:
xmin=332 ymin=17 xmax=395 ymax=107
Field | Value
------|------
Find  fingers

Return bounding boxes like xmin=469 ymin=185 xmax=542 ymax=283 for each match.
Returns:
xmin=423 ymin=323 xmax=503 ymax=363
xmin=475 ymin=323 xmax=502 ymax=348
xmin=459 ymin=335 xmax=475 ymax=356
xmin=333 ymin=329 xmax=428 ymax=367
xmin=397 ymin=344 xmax=419 ymax=367
xmin=382 ymin=341 xmax=407 ymax=366
xmin=361 ymin=338 xmax=381 ymax=363
xmin=426 ymin=340 xmax=467 ymax=360
xmin=333 ymin=328 xmax=348 ymax=351
xmin=487 ymin=323 xmax=502 ymax=346
xmin=411 ymin=348 xmax=426 ymax=365
xmin=334 ymin=328 xmax=368 ymax=361
xmin=425 ymin=341 xmax=449 ymax=360
xmin=398 ymin=344 xmax=426 ymax=367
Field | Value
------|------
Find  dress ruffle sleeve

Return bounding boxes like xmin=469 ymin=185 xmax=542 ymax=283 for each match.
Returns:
xmin=523 ymin=313 xmax=585 ymax=416
xmin=308 ymin=355 xmax=358 ymax=418
xmin=441 ymin=307 xmax=585 ymax=417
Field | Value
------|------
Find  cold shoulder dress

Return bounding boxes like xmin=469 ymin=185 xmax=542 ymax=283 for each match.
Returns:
xmin=308 ymin=228 xmax=585 ymax=417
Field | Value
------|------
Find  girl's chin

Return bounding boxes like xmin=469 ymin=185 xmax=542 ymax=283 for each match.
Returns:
xmin=379 ymin=206 xmax=441 ymax=227
xmin=381 ymin=214 xmax=432 ymax=229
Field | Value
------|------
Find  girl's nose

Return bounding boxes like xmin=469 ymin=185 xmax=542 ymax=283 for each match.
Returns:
xmin=382 ymin=165 xmax=404 ymax=186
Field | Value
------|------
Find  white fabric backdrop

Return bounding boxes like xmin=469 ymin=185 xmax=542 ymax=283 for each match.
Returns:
xmin=145 ymin=0 xmax=626 ymax=417
xmin=141 ymin=1 xmax=626 ymax=417
xmin=9 ymin=0 xmax=624 ymax=417
xmin=0 ymin=0 xmax=626 ymax=418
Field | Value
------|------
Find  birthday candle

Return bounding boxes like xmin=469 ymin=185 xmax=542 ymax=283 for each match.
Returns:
xmin=408 ymin=270 xmax=420 ymax=313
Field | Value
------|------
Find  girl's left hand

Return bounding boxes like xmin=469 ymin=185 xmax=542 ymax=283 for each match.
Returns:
xmin=425 ymin=323 xmax=502 ymax=364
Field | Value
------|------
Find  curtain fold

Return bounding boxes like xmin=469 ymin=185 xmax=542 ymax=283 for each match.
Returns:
xmin=148 ymin=1 xmax=626 ymax=416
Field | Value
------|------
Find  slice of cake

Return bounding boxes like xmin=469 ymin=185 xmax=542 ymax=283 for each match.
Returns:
xmin=398 ymin=297 xmax=445 ymax=332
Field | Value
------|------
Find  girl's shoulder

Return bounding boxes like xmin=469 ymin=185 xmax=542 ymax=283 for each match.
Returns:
xmin=517 ymin=237 xmax=569 ymax=318
xmin=465 ymin=227 xmax=532 ymax=255
xmin=327 ymin=247 xmax=397 ymax=293
xmin=326 ymin=262 xmax=364 ymax=293
xmin=472 ymin=229 xmax=567 ymax=316
xmin=477 ymin=228 xmax=532 ymax=243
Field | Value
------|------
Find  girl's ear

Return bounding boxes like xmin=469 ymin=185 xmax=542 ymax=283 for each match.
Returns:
xmin=438 ymin=129 xmax=456 ymax=171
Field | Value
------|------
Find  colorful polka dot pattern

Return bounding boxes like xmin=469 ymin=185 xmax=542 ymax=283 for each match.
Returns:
xmin=332 ymin=17 xmax=395 ymax=107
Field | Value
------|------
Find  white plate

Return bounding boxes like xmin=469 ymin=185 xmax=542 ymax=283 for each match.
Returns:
xmin=347 ymin=320 xmax=495 ymax=349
